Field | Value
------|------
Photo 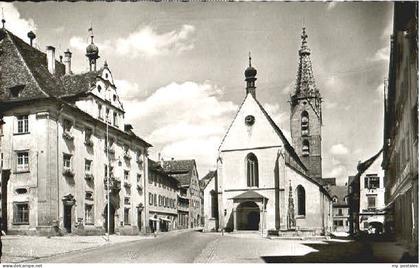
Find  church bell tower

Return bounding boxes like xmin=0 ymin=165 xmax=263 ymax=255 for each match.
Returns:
xmin=290 ymin=27 xmax=322 ymax=180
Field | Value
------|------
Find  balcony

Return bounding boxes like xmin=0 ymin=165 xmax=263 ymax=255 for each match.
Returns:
xmin=62 ymin=131 xmax=74 ymax=141
xmin=63 ymin=167 xmax=75 ymax=177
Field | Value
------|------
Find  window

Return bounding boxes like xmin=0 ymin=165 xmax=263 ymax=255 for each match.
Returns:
xmin=17 ymin=115 xmax=29 ymax=133
xmin=63 ymin=119 xmax=72 ymax=132
xmin=137 ymin=174 xmax=142 ymax=183
xmin=368 ymin=196 xmax=376 ymax=208
xmin=104 ymin=164 xmax=108 ymax=178
xmin=85 ymin=128 xmax=93 ymax=143
xmin=301 ymin=111 xmax=309 ymax=136
xmin=124 ymin=170 xmax=129 ymax=181
xmin=63 ymin=154 xmax=71 ymax=168
xmin=338 ymin=208 xmax=343 ymax=216
xmin=85 ymin=159 xmax=92 ymax=172
xmin=337 ymin=220 xmax=343 ymax=226
xmin=106 ymin=108 xmax=110 ymax=123
xmin=16 ymin=151 xmax=29 ymax=172
xmin=302 ymin=140 xmax=310 ymax=156
xmin=124 ymin=208 xmax=130 ymax=225
xmin=365 ymin=175 xmax=380 ymax=189
xmin=85 ymin=205 xmax=94 ymax=225
xmin=98 ymin=104 xmax=103 ymax=119
xmin=297 ymin=185 xmax=306 ymax=216
xmin=113 ymin=112 xmax=118 ymax=127
xmin=153 ymin=194 xmax=157 ymax=206
xmin=363 ymin=222 xmax=369 ymax=229
xmin=13 ymin=202 xmax=29 ymax=224
xmin=246 ymin=153 xmax=259 ymax=187
xmin=85 ymin=191 xmax=93 ymax=200
xmin=149 ymin=193 xmax=153 ymax=205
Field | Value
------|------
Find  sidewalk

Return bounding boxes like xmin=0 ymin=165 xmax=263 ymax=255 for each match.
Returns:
xmin=2 ymin=234 xmax=153 ymax=263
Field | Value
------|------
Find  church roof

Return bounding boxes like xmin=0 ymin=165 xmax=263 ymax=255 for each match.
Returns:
xmin=230 ymin=190 xmax=268 ymax=200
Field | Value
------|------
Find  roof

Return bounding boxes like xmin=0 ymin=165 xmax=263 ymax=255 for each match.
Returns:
xmin=357 ymin=149 xmax=383 ymax=174
xmin=60 ymin=71 xmax=99 ymax=98
xmin=322 ymin=177 xmax=336 ymax=186
xmin=329 ymin=185 xmax=348 ymax=206
xmin=200 ymin=170 xmax=217 ymax=189
xmin=230 ymin=190 xmax=268 ymax=200
xmin=162 ymin=160 xmax=197 ymax=186
xmin=148 ymin=159 xmax=179 ymax=184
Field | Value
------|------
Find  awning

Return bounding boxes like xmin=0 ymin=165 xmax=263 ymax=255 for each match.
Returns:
xmin=230 ymin=190 xmax=268 ymax=201
xmin=149 ymin=217 xmax=159 ymax=221
xmin=160 ymin=217 xmax=171 ymax=222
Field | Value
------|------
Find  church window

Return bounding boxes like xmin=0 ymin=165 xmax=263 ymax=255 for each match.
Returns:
xmin=296 ymin=185 xmax=306 ymax=216
xmin=302 ymin=140 xmax=310 ymax=156
xmin=246 ymin=153 xmax=259 ymax=187
xmin=301 ymin=111 xmax=309 ymax=136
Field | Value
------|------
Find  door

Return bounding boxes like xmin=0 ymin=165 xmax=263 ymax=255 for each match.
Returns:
xmin=137 ymin=209 xmax=142 ymax=232
xmin=64 ymin=205 xmax=72 ymax=233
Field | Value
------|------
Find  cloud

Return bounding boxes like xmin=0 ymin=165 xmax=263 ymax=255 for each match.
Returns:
xmin=116 ymin=24 xmax=195 ymax=57
xmin=115 ymin=79 xmax=146 ymax=101
xmin=326 ymin=164 xmax=347 ymax=179
xmin=0 ymin=3 xmax=36 ymax=42
xmin=325 ymin=102 xmax=338 ymax=109
xmin=121 ymin=81 xmax=237 ymax=176
xmin=330 ymin=143 xmax=350 ymax=155
xmin=324 ymin=76 xmax=344 ymax=92
xmin=327 ymin=2 xmax=338 ymax=10
xmin=69 ymin=36 xmax=112 ymax=52
xmin=263 ymin=103 xmax=288 ymax=126
xmin=370 ymin=46 xmax=390 ymax=62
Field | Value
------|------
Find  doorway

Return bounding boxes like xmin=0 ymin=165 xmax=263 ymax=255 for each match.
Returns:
xmin=104 ymin=204 xmax=116 ymax=234
xmin=63 ymin=205 xmax=72 ymax=233
xmin=1 ymin=170 xmax=10 ymax=233
xmin=236 ymin=201 xmax=260 ymax=230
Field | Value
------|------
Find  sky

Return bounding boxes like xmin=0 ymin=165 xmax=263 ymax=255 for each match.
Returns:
xmin=2 ymin=2 xmax=393 ymax=185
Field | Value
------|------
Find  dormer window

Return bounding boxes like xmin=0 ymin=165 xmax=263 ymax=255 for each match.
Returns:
xmin=97 ymin=85 xmax=102 ymax=92
xmin=9 ymin=85 xmax=25 ymax=98
xmin=113 ymin=94 xmax=117 ymax=102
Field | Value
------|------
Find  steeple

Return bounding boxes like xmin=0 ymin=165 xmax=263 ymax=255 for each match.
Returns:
xmin=86 ymin=26 xmax=100 ymax=71
xmin=289 ymin=27 xmax=323 ymax=180
xmin=244 ymin=52 xmax=257 ymax=98
xmin=293 ymin=27 xmax=319 ymax=98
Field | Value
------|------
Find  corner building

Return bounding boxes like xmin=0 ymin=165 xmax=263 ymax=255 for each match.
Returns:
xmin=0 ymin=26 xmax=151 ymax=235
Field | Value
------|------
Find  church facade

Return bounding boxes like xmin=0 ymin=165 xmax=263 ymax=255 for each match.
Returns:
xmin=215 ymin=28 xmax=333 ymax=235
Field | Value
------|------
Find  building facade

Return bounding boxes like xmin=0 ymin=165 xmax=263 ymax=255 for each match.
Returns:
xmin=147 ymin=159 xmax=179 ymax=233
xmin=163 ymin=160 xmax=202 ymax=229
xmin=0 ymin=26 xmax=151 ymax=235
xmin=329 ymin=185 xmax=350 ymax=233
xmin=214 ymin=28 xmax=332 ymax=236
xmin=382 ymin=1 xmax=418 ymax=254
xmin=201 ymin=170 xmax=218 ymax=232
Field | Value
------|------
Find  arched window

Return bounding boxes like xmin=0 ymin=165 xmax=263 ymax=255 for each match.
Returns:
xmin=301 ymin=111 xmax=309 ymax=136
xmin=302 ymin=140 xmax=310 ymax=156
xmin=246 ymin=153 xmax=259 ymax=187
xmin=297 ymin=185 xmax=306 ymax=216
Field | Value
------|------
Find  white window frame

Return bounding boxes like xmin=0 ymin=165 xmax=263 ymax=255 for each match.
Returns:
xmin=17 ymin=115 xmax=29 ymax=134
xmin=16 ymin=151 xmax=29 ymax=172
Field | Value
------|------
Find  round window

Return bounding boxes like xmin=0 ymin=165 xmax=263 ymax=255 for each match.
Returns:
xmin=245 ymin=115 xmax=255 ymax=126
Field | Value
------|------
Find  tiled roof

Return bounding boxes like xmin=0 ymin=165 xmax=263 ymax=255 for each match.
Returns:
xmin=60 ymin=71 xmax=99 ymax=97
xmin=357 ymin=149 xmax=383 ymax=174
xmin=162 ymin=160 xmax=197 ymax=186
xmin=329 ymin=185 xmax=349 ymax=206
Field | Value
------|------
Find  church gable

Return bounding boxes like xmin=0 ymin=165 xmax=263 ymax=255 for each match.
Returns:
xmin=219 ymin=93 xmax=285 ymax=152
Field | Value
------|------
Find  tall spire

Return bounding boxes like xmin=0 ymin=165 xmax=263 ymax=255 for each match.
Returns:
xmin=294 ymin=27 xmax=317 ymax=97
xmin=244 ymin=51 xmax=257 ymax=98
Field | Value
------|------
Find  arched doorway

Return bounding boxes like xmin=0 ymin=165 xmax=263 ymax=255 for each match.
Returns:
xmin=237 ymin=201 xmax=260 ymax=230
xmin=104 ymin=204 xmax=116 ymax=234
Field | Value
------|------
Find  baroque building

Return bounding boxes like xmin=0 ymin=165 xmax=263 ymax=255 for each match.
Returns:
xmin=0 ymin=26 xmax=151 ymax=235
xmin=214 ymin=28 xmax=333 ymax=235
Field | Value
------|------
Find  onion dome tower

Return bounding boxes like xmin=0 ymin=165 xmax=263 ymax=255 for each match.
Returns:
xmin=86 ymin=28 xmax=100 ymax=71
xmin=245 ymin=52 xmax=257 ymax=98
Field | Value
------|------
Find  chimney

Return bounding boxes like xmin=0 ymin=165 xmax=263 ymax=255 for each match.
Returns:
xmin=64 ymin=49 xmax=72 ymax=75
xmin=59 ymin=55 xmax=63 ymax=63
xmin=27 ymin=31 xmax=36 ymax=47
xmin=46 ymin=46 xmax=56 ymax=75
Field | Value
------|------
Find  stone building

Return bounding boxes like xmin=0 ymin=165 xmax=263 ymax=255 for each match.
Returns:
xmin=162 ymin=159 xmax=202 ymax=229
xmin=0 ymin=26 xmax=151 ymax=235
xmin=214 ymin=28 xmax=333 ymax=236
xmin=329 ymin=185 xmax=350 ymax=233
xmin=382 ymin=1 xmax=418 ymax=255
xmin=147 ymin=159 xmax=179 ymax=232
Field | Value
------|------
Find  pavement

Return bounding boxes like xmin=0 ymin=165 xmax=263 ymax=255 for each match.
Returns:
xmin=2 ymin=229 xmax=416 ymax=263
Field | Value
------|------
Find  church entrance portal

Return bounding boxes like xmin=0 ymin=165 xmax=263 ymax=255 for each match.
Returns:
xmin=237 ymin=201 xmax=260 ymax=230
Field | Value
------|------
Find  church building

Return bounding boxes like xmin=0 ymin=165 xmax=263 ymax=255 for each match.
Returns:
xmin=215 ymin=28 xmax=333 ymax=235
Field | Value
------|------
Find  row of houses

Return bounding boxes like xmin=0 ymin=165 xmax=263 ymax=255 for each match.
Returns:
xmin=0 ymin=25 xmax=202 ymax=235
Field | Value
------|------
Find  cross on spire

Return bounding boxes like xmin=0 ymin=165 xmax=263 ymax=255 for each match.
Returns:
xmin=248 ymin=51 xmax=252 ymax=67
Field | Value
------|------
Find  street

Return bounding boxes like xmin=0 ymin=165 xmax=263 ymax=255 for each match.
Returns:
xmin=20 ymin=230 xmax=410 ymax=263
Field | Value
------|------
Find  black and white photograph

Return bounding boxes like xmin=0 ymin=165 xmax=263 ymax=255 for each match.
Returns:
xmin=0 ymin=0 xmax=418 ymax=265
